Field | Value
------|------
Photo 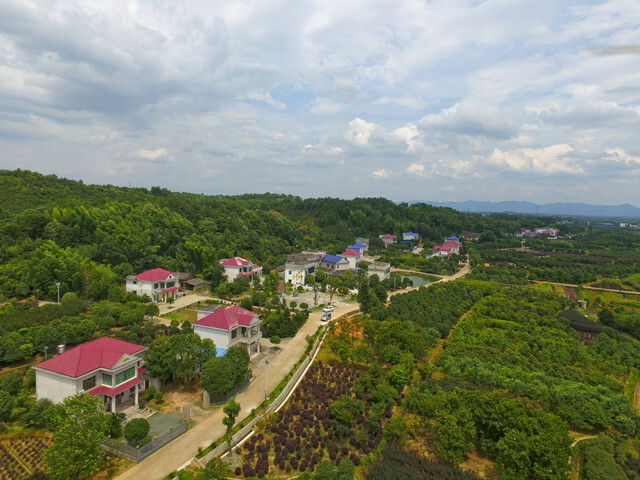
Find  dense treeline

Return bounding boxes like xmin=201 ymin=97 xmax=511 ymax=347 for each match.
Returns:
xmin=0 ymin=169 xmax=562 ymax=302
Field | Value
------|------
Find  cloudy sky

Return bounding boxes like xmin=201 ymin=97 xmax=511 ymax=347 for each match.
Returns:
xmin=1 ymin=0 xmax=639 ymax=205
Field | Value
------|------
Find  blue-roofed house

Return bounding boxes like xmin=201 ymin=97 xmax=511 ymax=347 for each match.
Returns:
xmin=446 ymin=236 xmax=460 ymax=243
xmin=348 ymin=242 xmax=369 ymax=255
xmin=320 ymin=254 xmax=350 ymax=271
xmin=403 ymin=232 xmax=419 ymax=242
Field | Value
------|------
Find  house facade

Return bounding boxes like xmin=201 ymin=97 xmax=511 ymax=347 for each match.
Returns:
xmin=339 ymin=249 xmax=362 ymax=269
xmin=34 ymin=337 xmax=147 ymax=412
xmin=403 ymin=232 xmax=419 ymax=242
xmin=193 ymin=305 xmax=262 ymax=357
xmin=220 ymin=257 xmax=263 ymax=283
xmin=379 ymin=234 xmax=397 ymax=247
xmin=367 ymin=262 xmax=391 ymax=280
xmin=348 ymin=242 xmax=369 ymax=256
xmin=320 ymin=254 xmax=350 ymax=271
xmin=125 ymin=268 xmax=180 ymax=303
xmin=284 ymin=252 xmax=323 ymax=286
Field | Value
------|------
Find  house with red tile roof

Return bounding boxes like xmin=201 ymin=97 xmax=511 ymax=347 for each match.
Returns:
xmin=339 ymin=249 xmax=362 ymax=268
xmin=33 ymin=337 xmax=147 ymax=412
xmin=193 ymin=305 xmax=262 ymax=357
xmin=125 ymin=268 xmax=180 ymax=303
xmin=219 ymin=257 xmax=263 ymax=283
xmin=379 ymin=233 xmax=397 ymax=247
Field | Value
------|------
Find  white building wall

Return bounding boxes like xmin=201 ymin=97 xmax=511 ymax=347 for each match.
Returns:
xmin=194 ymin=325 xmax=231 ymax=350
xmin=36 ymin=369 xmax=78 ymax=404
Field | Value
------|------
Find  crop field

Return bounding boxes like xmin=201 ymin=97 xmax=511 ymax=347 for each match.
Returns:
xmin=232 ymin=361 xmax=394 ymax=478
xmin=0 ymin=434 xmax=51 ymax=480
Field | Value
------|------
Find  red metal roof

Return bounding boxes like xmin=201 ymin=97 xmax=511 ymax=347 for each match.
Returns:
xmin=381 ymin=234 xmax=397 ymax=238
xmin=341 ymin=249 xmax=360 ymax=256
xmin=194 ymin=305 xmax=259 ymax=331
xmin=135 ymin=268 xmax=178 ymax=282
xmin=276 ymin=283 xmax=286 ymax=290
xmin=88 ymin=377 xmax=143 ymax=397
xmin=161 ymin=286 xmax=179 ymax=293
xmin=35 ymin=337 xmax=145 ymax=378
xmin=220 ymin=257 xmax=251 ymax=267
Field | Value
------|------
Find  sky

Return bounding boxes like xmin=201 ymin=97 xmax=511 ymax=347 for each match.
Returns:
xmin=1 ymin=0 xmax=639 ymax=205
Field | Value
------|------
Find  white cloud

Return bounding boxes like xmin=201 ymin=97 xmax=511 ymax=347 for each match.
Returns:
xmin=344 ymin=117 xmax=378 ymax=146
xmin=406 ymin=163 xmax=425 ymax=175
xmin=133 ymin=148 xmax=172 ymax=161
xmin=371 ymin=169 xmax=393 ymax=178
xmin=486 ymin=144 xmax=581 ymax=175
xmin=604 ymin=148 xmax=640 ymax=166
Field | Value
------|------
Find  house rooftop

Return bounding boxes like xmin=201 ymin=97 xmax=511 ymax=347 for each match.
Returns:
xmin=135 ymin=268 xmax=178 ymax=282
xmin=380 ymin=234 xmax=397 ymax=239
xmin=220 ymin=257 xmax=251 ymax=267
xmin=35 ymin=337 xmax=146 ymax=378
xmin=322 ymin=254 xmax=345 ymax=264
xmin=340 ymin=249 xmax=360 ymax=257
xmin=194 ymin=305 xmax=259 ymax=331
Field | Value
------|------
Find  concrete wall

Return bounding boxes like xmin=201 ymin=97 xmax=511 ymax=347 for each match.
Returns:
xmin=36 ymin=369 xmax=77 ymax=404
xmin=194 ymin=325 xmax=231 ymax=350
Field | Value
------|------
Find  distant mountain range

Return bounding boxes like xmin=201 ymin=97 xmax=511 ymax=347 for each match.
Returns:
xmin=420 ymin=200 xmax=640 ymax=219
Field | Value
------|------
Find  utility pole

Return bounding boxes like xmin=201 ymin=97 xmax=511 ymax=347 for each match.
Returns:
xmin=56 ymin=282 xmax=61 ymax=304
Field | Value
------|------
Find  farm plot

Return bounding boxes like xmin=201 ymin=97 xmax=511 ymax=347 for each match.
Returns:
xmin=234 ymin=361 xmax=394 ymax=478
xmin=0 ymin=434 xmax=51 ymax=480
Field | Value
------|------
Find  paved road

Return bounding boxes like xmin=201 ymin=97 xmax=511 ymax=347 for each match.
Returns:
xmin=115 ymin=302 xmax=355 ymax=480
xmin=157 ymin=293 xmax=213 ymax=315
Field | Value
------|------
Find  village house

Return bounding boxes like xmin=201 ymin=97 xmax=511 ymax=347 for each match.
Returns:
xmin=320 ymin=254 xmax=350 ymax=271
xmin=367 ymin=262 xmax=391 ymax=280
xmin=339 ymin=249 xmax=362 ymax=269
xmin=535 ymin=227 xmax=559 ymax=237
xmin=284 ymin=252 xmax=324 ymax=286
xmin=460 ymin=231 xmax=481 ymax=242
xmin=34 ymin=337 xmax=149 ymax=412
xmin=193 ymin=305 xmax=262 ymax=357
xmin=347 ymin=242 xmax=369 ymax=256
xmin=125 ymin=268 xmax=180 ymax=303
xmin=402 ymin=232 xmax=419 ymax=242
xmin=379 ymin=234 xmax=397 ymax=247
xmin=220 ymin=257 xmax=263 ymax=283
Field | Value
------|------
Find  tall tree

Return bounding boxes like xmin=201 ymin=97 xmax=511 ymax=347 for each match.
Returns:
xmin=223 ymin=397 xmax=241 ymax=451
xmin=44 ymin=394 xmax=108 ymax=480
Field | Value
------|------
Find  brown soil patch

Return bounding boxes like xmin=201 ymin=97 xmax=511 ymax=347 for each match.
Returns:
xmin=161 ymin=382 xmax=212 ymax=422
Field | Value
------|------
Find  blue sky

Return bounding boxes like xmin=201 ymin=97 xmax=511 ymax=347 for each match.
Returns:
xmin=1 ymin=0 xmax=639 ymax=205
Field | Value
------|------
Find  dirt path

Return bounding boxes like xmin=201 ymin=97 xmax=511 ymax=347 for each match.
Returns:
xmin=429 ymin=308 xmax=473 ymax=365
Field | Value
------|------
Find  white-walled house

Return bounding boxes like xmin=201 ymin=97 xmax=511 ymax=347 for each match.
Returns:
xmin=320 ymin=254 xmax=350 ymax=271
xmin=348 ymin=242 xmax=369 ymax=256
xmin=193 ymin=305 xmax=262 ymax=357
xmin=34 ymin=337 xmax=147 ymax=412
xmin=339 ymin=249 xmax=362 ymax=269
xmin=125 ymin=268 xmax=180 ymax=303
xmin=367 ymin=262 xmax=391 ymax=280
xmin=403 ymin=232 xmax=419 ymax=242
xmin=379 ymin=234 xmax=397 ymax=247
xmin=220 ymin=257 xmax=263 ymax=283
xmin=284 ymin=252 xmax=323 ymax=286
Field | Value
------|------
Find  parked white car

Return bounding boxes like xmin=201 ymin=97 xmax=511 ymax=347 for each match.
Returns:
xmin=322 ymin=305 xmax=335 ymax=313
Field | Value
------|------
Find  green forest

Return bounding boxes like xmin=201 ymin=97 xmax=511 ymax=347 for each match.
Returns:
xmin=1 ymin=169 xmax=640 ymax=480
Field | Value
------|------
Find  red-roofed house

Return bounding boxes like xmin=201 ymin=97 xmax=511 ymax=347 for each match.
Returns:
xmin=379 ymin=234 xmax=397 ymax=247
xmin=34 ymin=337 xmax=147 ymax=412
xmin=125 ymin=268 xmax=180 ymax=303
xmin=193 ymin=305 xmax=262 ymax=357
xmin=220 ymin=257 xmax=263 ymax=283
xmin=339 ymin=249 xmax=362 ymax=268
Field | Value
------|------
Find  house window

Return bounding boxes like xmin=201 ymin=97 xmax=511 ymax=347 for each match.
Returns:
xmin=231 ymin=329 xmax=238 ymax=339
xmin=154 ymin=283 xmax=159 ymax=289
xmin=82 ymin=376 xmax=96 ymax=391
xmin=102 ymin=374 xmax=112 ymax=386
xmin=115 ymin=367 xmax=136 ymax=385
xmin=166 ymin=281 xmax=175 ymax=288
xmin=132 ymin=281 xmax=137 ymax=285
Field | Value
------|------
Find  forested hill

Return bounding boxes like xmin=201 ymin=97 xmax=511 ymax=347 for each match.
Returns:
xmin=0 ymin=169 xmax=542 ymax=301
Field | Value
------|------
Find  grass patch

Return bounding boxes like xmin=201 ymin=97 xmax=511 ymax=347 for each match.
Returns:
xmin=625 ymin=368 xmax=640 ymax=406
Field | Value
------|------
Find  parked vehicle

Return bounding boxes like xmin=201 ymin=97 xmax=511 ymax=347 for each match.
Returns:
xmin=321 ymin=313 xmax=331 ymax=322
xmin=323 ymin=305 xmax=335 ymax=313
